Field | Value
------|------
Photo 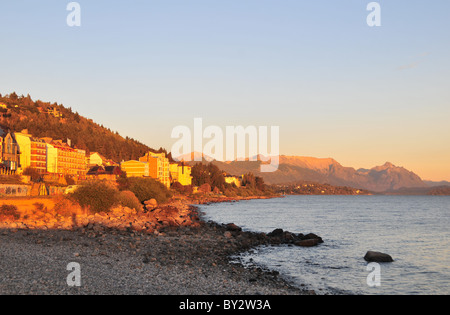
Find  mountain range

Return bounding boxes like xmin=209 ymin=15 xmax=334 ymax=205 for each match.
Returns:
xmin=181 ymin=154 xmax=432 ymax=193
xmin=1 ymin=93 xmax=445 ymax=193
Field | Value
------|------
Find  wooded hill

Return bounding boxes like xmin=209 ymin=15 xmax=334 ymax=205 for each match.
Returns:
xmin=0 ymin=92 xmax=166 ymax=162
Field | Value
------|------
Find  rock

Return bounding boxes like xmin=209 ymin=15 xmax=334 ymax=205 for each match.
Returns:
xmin=145 ymin=199 xmax=158 ymax=206
xmin=364 ymin=251 xmax=394 ymax=263
xmin=302 ymin=233 xmax=324 ymax=244
xmin=294 ymin=239 xmax=320 ymax=247
xmin=145 ymin=199 xmax=158 ymax=211
xmin=267 ymin=229 xmax=284 ymax=237
xmin=283 ymin=232 xmax=295 ymax=242
xmin=225 ymin=223 xmax=242 ymax=232
xmin=199 ymin=184 xmax=212 ymax=194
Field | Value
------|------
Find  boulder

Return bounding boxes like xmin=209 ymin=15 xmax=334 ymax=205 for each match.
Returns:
xmin=225 ymin=223 xmax=242 ymax=232
xmin=295 ymin=239 xmax=320 ymax=247
xmin=267 ymin=228 xmax=284 ymax=237
xmin=198 ymin=183 xmax=212 ymax=194
xmin=364 ymin=251 xmax=394 ymax=263
xmin=302 ymin=233 xmax=324 ymax=244
xmin=145 ymin=199 xmax=158 ymax=208
xmin=283 ymin=231 xmax=295 ymax=242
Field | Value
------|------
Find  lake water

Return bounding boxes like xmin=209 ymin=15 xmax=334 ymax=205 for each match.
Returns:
xmin=200 ymin=196 xmax=450 ymax=295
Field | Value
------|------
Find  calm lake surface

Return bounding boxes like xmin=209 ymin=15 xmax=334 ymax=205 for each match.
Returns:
xmin=200 ymin=195 xmax=450 ymax=295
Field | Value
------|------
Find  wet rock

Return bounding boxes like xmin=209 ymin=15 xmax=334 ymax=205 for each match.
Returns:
xmin=267 ymin=229 xmax=284 ymax=237
xmin=283 ymin=232 xmax=295 ymax=242
xmin=364 ymin=251 xmax=394 ymax=263
xmin=294 ymin=239 xmax=320 ymax=247
xmin=302 ymin=233 xmax=324 ymax=244
xmin=225 ymin=223 xmax=242 ymax=232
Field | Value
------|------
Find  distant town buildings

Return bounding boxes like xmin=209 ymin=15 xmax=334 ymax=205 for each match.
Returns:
xmin=49 ymin=139 xmax=86 ymax=176
xmin=88 ymin=152 xmax=114 ymax=168
xmin=139 ymin=152 xmax=171 ymax=188
xmin=0 ymin=128 xmax=193 ymax=189
xmin=0 ymin=132 xmax=19 ymax=174
xmin=120 ymin=152 xmax=193 ymax=188
xmin=0 ymin=129 xmax=86 ymax=178
xmin=46 ymin=106 xmax=62 ymax=118
xmin=120 ymin=160 xmax=150 ymax=178
xmin=86 ymin=165 xmax=123 ymax=180
xmin=30 ymin=137 xmax=47 ymax=173
xmin=169 ymin=163 xmax=192 ymax=186
xmin=224 ymin=174 xmax=242 ymax=188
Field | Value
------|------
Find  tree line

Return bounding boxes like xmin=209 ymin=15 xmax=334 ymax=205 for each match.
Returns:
xmin=0 ymin=92 xmax=163 ymax=162
xmin=191 ymin=162 xmax=272 ymax=197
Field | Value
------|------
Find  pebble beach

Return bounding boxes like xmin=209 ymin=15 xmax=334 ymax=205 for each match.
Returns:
xmin=0 ymin=204 xmax=314 ymax=295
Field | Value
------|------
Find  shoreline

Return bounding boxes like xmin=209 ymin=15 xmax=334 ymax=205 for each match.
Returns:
xmin=0 ymin=194 xmax=317 ymax=295
xmin=193 ymin=196 xmax=324 ymax=295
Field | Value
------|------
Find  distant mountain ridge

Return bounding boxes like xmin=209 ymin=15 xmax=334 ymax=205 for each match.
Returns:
xmin=424 ymin=180 xmax=450 ymax=187
xmin=184 ymin=154 xmax=428 ymax=193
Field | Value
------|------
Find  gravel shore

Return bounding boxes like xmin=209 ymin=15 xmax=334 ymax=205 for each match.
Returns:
xmin=0 ymin=208 xmax=312 ymax=295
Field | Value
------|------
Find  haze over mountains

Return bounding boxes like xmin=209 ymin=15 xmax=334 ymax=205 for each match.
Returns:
xmin=180 ymin=154 xmax=430 ymax=193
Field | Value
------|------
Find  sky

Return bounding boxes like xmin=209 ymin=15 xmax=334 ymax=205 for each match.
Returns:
xmin=1 ymin=1 xmax=450 ymax=181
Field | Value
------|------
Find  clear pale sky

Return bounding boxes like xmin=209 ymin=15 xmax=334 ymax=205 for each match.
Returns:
xmin=1 ymin=1 xmax=449 ymax=181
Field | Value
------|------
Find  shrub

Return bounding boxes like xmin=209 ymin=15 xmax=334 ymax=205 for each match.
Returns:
xmin=223 ymin=187 xmax=238 ymax=197
xmin=65 ymin=175 xmax=76 ymax=186
xmin=33 ymin=202 xmax=45 ymax=212
xmin=53 ymin=195 xmax=83 ymax=217
xmin=23 ymin=167 xmax=43 ymax=183
xmin=120 ymin=177 xmax=172 ymax=204
xmin=0 ymin=204 xmax=21 ymax=220
xmin=69 ymin=181 xmax=119 ymax=213
xmin=199 ymin=183 xmax=212 ymax=194
xmin=117 ymin=190 xmax=143 ymax=212
xmin=171 ymin=182 xmax=193 ymax=195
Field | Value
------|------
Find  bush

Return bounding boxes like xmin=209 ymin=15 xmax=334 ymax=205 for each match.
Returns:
xmin=65 ymin=175 xmax=76 ymax=186
xmin=69 ymin=181 xmax=119 ymax=213
xmin=223 ymin=187 xmax=238 ymax=197
xmin=0 ymin=204 xmax=21 ymax=220
xmin=198 ymin=183 xmax=212 ymax=194
xmin=191 ymin=163 xmax=226 ymax=191
xmin=120 ymin=177 xmax=172 ymax=204
xmin=171 ymin=182 xmax=193 ymax=195
xmin=53 ymin=195 xmax=83 ymax=217
xmin=117 ymin=190 xmax=143 ymax=212
xmin=23 ymin=167 xmax=43 ymax=183
xmin=33 ymin=202 xmax=45 ymax=212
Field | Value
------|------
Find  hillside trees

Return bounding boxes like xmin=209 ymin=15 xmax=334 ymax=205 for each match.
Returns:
xmin=0 ymin=93 xmax=154 ymax=161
